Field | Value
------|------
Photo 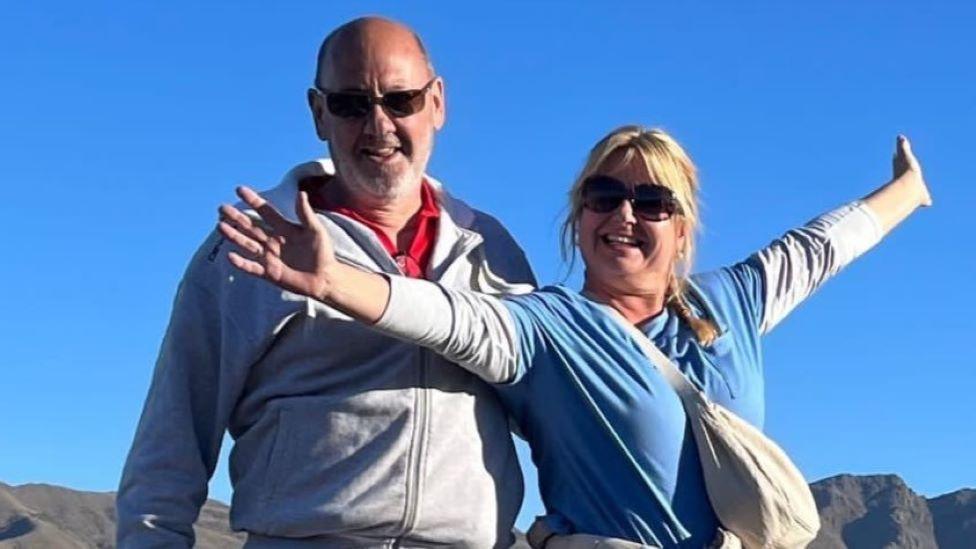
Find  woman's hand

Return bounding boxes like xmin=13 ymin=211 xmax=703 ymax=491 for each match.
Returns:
xmin=862 ymin=135 xmax=933 ymax=235
xmin=892 ymin=135 xmax=933 ymax=208
xmin=218 ymin=186 xmax=337 ymax=301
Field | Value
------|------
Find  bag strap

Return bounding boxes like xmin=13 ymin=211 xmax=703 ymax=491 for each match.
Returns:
xmin=593 ymin=302 xmax=707 ymax=407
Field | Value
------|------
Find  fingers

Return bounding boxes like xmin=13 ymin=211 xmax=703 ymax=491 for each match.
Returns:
xmin=221 ymin=223 xmax=287 ymax=279
xmin=895 ymin=134 xmax=909 ymax=161
xmin=236 ymin=185 xmax=268 ymax=209
xmin=891 ymin=135 xmax=932 ymax=208
xmin=896 ymin=134 xmax=917 ymax=160
xmin=892 ymin=134 xmax=917 ymax=177
xmin=296 ymin=191 xmax=324 ymax=230
xmin=227 ymin=251 xmax=268 ymax=277
xmin=237 ymin=186 xmax=292 ymax=232
xmin=899 ymin=135 xmax=919 ymax=164
xmin=219 ymin=203 xmax=271 ymax=243
xmin=897 ymin=134 xmax=911 ymax=152
xmin=218 ymin=220 xmax=268 ymax=258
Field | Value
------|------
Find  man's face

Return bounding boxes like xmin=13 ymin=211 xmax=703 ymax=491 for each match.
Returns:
xmin=309 ymin=29 xmax=445 ymax=201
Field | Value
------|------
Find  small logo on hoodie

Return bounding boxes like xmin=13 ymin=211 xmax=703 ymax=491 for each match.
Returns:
xmin=207 ymin=237 xmax=225 ymax=262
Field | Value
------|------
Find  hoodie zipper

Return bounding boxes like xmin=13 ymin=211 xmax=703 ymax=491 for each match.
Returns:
xmin=398 ymin=350 xmax=430 ymax=539
xmin=395 ymin=232 xmax=483 ymax=542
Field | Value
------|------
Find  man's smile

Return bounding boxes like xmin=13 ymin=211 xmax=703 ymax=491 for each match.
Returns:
xmin=359 ymin=143 xmax=404 ymax=162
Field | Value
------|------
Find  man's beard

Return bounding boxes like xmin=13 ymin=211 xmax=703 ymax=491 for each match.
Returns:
xmin=344 ymin=164 xmax=418 ymax=200
xmin=329 ymin=139 xmax=432 ymax=201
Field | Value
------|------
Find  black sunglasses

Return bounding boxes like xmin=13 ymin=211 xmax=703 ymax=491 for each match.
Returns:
xmin=581 ymin=175 xmax=683 ymax=221
xmin=315 ymin=78 xmax=437 ymax=119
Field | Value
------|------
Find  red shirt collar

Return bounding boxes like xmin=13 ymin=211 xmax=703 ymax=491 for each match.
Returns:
xmin=299 ymin=175 xmax=440 ymax=279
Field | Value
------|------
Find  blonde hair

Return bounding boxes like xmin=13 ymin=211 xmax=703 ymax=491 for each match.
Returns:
xmin=560 ymin=125 xmax=719 ymax=345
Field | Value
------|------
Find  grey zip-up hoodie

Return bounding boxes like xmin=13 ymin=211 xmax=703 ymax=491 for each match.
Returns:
xmin=116 ymin=159 xmax=536 ymax=548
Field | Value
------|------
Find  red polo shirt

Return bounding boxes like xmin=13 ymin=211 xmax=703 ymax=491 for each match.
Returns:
xmin=300 ymin=176 xmax=440 ymax=279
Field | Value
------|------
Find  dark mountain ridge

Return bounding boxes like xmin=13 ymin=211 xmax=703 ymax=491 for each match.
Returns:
xmin=0 ymin=481 xmax=243 ymax=548
xmin=1 ymin=475 xmax=972 ymax=548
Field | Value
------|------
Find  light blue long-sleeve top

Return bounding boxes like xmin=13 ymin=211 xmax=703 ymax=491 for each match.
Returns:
xmin=498 ymin=265 xmax=763 ymax=547
xmin=375 ymin=201 xmax=883 ymax=548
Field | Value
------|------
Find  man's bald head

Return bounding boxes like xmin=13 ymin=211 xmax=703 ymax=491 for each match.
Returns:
xmin=306 ymin=16 xmax=445 ymax=202
xmin=314 ymin=17 xmax=433 ymax=89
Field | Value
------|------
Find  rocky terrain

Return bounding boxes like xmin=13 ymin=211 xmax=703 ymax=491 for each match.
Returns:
xmin=0 ymin=482 xmax=242 ymax=548
xmin=2 ymin=475 xmax=972 ymax=548
xmin=810 ymin=474 xmax=975 ymax=549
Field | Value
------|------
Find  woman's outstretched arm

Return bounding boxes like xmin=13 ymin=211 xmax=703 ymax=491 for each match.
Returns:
xmin=750 ymin=135 xmax=932 ymax=334
xmin=217 ymin=186 xmax=521 ymax=382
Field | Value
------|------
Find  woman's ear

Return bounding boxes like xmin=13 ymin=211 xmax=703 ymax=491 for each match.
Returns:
xmin=675 ymin=218 xmax=688 ymax=258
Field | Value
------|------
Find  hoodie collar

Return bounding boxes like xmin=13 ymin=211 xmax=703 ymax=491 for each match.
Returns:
xmin=255 ymin=158 xmax=483 ymax=280
xmin=260 ymin=158 xmax=477 ymax=229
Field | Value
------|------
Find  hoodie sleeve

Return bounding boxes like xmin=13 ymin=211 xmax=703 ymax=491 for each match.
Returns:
xmin=469 ymin=209 xmax=537 ymax=288
xmin=116 ymin=232 xmax=261 ymax=547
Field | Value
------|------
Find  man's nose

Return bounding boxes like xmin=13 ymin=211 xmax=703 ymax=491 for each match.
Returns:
xmin=362 ymin=102 xmax=396 ymax=137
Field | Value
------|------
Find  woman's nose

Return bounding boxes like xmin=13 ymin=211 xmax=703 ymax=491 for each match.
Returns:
xmin=615 ymin=198 xmax=637 ymax=223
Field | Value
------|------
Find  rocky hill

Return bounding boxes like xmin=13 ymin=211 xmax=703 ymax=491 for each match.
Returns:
xmin=1 ymin=475 xmax=972 ymax=548
xmin=810 ymin=474 xmax=976 ymax=548
xmin=0 ymin=482 xmax=242 ymax=548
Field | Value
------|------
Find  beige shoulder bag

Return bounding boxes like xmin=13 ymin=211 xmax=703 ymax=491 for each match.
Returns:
xmin=603 ymin=305 xmax=820 ymax=549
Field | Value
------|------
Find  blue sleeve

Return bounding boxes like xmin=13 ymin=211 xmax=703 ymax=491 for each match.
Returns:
xmin=500 ymin=293 xmax=547 ymax=384
xmin=692 ymin=257 xmax=766 ymax=336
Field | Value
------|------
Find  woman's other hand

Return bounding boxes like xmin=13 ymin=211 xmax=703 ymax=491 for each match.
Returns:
xmin=892 ymin=135 xmax=933 ymax=208
xmin=862 ymin=135 xmax=933 ymax=235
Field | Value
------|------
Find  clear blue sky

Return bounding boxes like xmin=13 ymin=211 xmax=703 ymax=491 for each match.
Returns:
xmin=2 ymin=1 xmax=973 ymax=531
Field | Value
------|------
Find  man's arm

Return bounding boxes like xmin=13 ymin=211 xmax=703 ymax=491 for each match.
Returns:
xmin=117 ymin=236 xmax=251 ymax=547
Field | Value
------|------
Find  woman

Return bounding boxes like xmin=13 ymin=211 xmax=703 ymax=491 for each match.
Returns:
xmin=218 ymin=127 xmax=931 ymax=548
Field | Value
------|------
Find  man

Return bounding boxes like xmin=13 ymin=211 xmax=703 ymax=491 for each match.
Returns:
xmin=117 ymin=17 xmax=535 ymax=548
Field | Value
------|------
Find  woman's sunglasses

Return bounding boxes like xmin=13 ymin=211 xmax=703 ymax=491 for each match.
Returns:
xmin=315 ymin=78 xmax=437 ymax=119
xmin=581 ymin=175 xmax=683 ymax=221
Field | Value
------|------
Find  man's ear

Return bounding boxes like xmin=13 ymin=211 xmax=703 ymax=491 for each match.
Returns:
xmin=430 ymin=77 xmax=446 ymax=131
xmin=307 ymin=88 xmax=330 ymax=141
